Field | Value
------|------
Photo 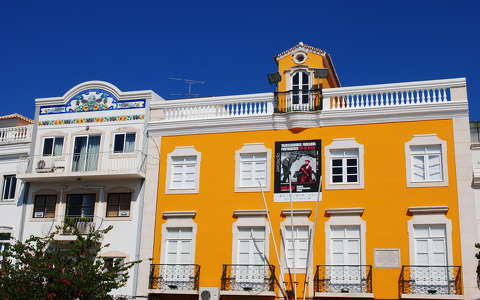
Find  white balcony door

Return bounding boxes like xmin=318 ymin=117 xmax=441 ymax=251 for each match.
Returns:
xmin=164 ymin=227 xmax=193 ymax=283
xmin=237 ymin=227 xmax=266 ymax=283
xmin=413 ymin=224 xmax=448 ymax=286
xmin=292 ymin=71 xmax=310 ymax=108
xmin=72 ymin=135 xmax=100 ymax=172
xmin=330 ymin=225 xmax=361 ymax=285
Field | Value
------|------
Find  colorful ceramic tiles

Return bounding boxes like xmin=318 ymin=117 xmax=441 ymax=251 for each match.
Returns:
xmin=39 ymin=89 xmax=146 ymax=115
xmin=38 ymin=114 xmax=145 ymax=126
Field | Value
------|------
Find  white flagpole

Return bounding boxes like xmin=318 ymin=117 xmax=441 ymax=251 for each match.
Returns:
xmin=257 ymin=180 xmax=287 ymax=297
xmin=288 ymin=175 xmax=297 ymax=300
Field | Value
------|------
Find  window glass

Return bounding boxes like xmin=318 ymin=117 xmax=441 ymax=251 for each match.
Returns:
xmin=114 ymin=133 xmax=136 ymax=153
xmin=170 ymin=156 xmax=197 ymax=189
xmin=33 ymin=195 xmax=57 ymax=218
xmin=330 ymin=149 xmax=359 ymax=184
xmin=43 ymin=137 xmax=64 ymax=156
xmin=0 ymin=232 xmax=11 ymax=259
xmin=165 ymin=227 xmax=193 ymax=264
xmin=285 ymin=226 xmax=309 ymax=268
xmin=239 ymin=153 xmax=267 ymax=187
xmin=411 ymin=145 xmax=442 ymax=182
xmin=106 ymin=193 xmax=131 ymax=217
xmin=2 ymin=175 xmax=17 ymax=200
xmin=66 ymin=194 xmax=95 ymax=217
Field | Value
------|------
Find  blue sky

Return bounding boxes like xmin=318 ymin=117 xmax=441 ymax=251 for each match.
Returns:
xmin=1 ymin=1 xmax=478 ymax=119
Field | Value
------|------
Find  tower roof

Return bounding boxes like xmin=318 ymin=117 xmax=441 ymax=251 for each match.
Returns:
xmin=274 ymin=42 xmax=326 ymax=61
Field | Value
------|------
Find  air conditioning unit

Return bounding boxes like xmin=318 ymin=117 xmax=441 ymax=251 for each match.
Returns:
xmin=198 ymin=287 xmax=220 ymax=300
xmin=36 ymin=159 xmax=54 ymax=173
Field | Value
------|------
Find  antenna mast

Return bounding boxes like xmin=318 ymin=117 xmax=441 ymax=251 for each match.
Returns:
xmin=168 ymin=77 xmax=206 ymax=97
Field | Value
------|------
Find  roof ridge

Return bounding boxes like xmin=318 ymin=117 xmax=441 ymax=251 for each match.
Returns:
xmin=0 ymin=113 xmax=33 ymax=123
xmin=275 ymin=42 xmax=326 ymax=60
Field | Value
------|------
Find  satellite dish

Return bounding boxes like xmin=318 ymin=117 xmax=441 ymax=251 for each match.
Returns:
xmin=267 ymin=72 xmax=282 ymax=84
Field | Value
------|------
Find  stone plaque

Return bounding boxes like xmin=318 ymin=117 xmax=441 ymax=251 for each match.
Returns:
xmin=374 ymin=248 xmax=400 ymax=268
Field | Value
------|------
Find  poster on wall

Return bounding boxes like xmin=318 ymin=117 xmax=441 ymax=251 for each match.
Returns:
xmin=274 ymin=140 xmax=321 ymax=202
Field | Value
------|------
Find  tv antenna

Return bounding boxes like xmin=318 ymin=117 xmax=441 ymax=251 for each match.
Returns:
xmin=169 ymin=77 xmax=206 ymax=97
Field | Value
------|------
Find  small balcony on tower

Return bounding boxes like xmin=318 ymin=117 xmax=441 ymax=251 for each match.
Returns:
xmin=274 ymin=89 xmax=322 ymax=113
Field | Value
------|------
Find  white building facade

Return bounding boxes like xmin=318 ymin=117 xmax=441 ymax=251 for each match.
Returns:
xmin=16 ymin=81 xmax=162 ymax=298
xmin=0 ymin=114 xmax=32 ymax=254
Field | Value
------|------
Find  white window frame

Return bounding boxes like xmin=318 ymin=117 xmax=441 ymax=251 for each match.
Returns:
xmin=286 ymin=68 xmax=313 ymax=91
xmin=0 ymin=227 xmax=13 ymax=260
xmin=113 ymin=132 xmax=136 ymax=154
xmin=42 ymin=136 xmax=64 ymax=157
xmin=407 ymin=208 xmax=453 ymax=267
xmin=405 ymin=134 xmax=448 ymax=187
xmin=280 ymin=210 xmax=312 ymax=274
xmin=232 ymin=210 xmax=270 ymax=265
xmin=165 ymin=146 xmax=201 ymax=194
xmin=235 ymin=143 xmax=272 ymax=192
xmin=160 ymin=211 xmax=197 ymax=265
xmin=2 ymin=175 xmax=17 ymax=201
xmin=325 ymin=209 xmax=366 ymax=267
xmin=325 ymin=138 xmax=365 ymax=190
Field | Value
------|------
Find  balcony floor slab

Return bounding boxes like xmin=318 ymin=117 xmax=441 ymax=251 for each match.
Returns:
xmin=148 ymin=289 xmax=198 ymax=295
xmin=401 ymin=293 xmax=463 ymax=299
xmin=314 ymin=292 xmax=374 ymax=298
xmin=220 ymin=290 xmax=276 ymax=297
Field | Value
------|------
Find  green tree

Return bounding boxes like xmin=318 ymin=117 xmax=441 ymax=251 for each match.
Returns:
xmin=0 ymin=224 xmax=139 ymax=300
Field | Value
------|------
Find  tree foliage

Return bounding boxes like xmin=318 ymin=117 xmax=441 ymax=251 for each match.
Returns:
xmin=0 ymin=224 xmax=139 ymax=300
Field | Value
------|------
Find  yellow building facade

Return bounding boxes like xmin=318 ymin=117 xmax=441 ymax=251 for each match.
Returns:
xmin=142 ymin=43 xmax=476 ymax=300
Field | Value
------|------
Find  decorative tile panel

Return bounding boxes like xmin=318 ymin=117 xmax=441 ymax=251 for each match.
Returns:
xmin=39 ymin=89 xmax=145 ymax=115
xmin=38 ymin=114 xmax=144 ymax=126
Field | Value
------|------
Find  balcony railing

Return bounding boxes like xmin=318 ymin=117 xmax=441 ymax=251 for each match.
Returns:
xmin=274 ymin=89 xmax=322 ymax=113
xmin=17 ymin=150 xmax=147 ymax=180
xmin=399 ymin=265 xmax=462 ymax=296
xmin=149 ymin=264 xmax=200 ymax=292
xmin=221 ymin=264 xmax=275 ymax=293
xmin=150 ymin=78 xmax=465 ymax=123
xmin=314 ymin=265 xmax=372 ymax=294
xmin=51 ymin=216 xmax=104 ymax=235
xmin=0 ymin=125 xmax=31 ymax=145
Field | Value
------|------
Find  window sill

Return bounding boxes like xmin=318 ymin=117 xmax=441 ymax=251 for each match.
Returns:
xmin=104 ymin=216 xmax=132 ymax=221
xmin=29 ymin=218 xmax=55 ymax=222
xmin=401 ymin=293 xmax=463 ymax=299
xmin=326 ymin=182 xmax=364 ymax=190
xmin=235 ymin=186 xmax=270 ymax=193
xmin=407 ymin=180 xmax=448 ymax=188
xmin=315 ymin=292 xmax=374 ymax=298
xmin=0 ymin=200 xmax=16 ymax=205
xmin=109 ymin=153 xmax=137 ymax=159
xmin=281 ymin=267 xmax=307 ymax=274
xmin=220 ymin=290 xmax=275 ymax=297
xmin=165 ymin=188 xmax=199 ymax=194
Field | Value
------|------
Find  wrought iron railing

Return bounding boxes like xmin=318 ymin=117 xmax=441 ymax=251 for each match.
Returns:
xmin=149 ymin=264 xmax=200 ymax=291
xmin=399 ymin=265 xmax=462 ymax=296
xmin=221 ymin=264 xmax=275 ymax=293
xmin=314 ymin=265 xmax=372 ymax=294
xmin=274 ymin=89 xmax=322 ymax=113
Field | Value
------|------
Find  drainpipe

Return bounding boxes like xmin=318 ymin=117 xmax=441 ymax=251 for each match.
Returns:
xmin=132 ymin=178 xmax=146 ymax=298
